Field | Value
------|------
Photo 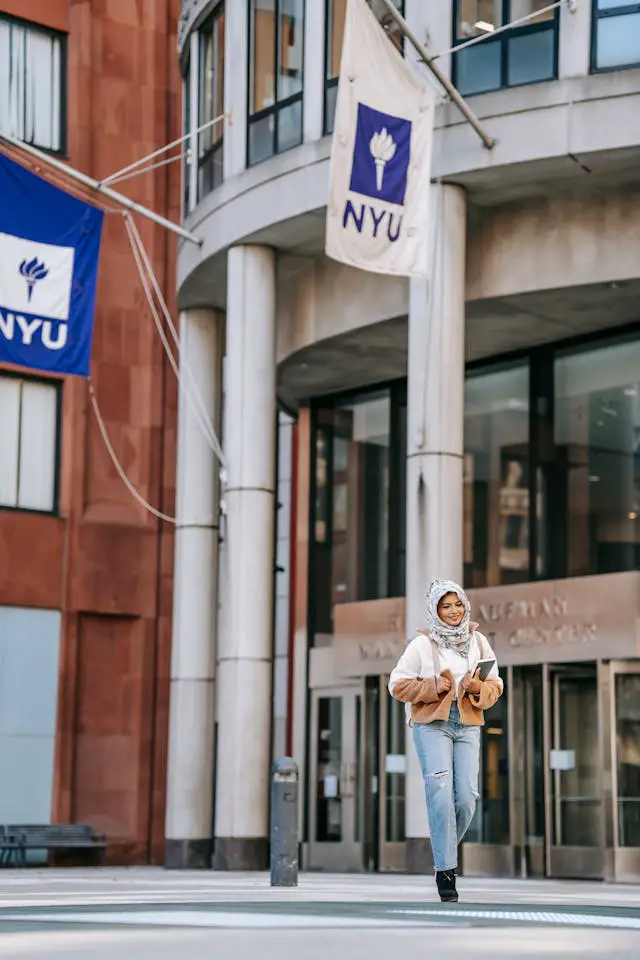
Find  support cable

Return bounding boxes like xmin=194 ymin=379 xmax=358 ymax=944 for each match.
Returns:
xmin=123 ymin=214 xmax=226 ymax=468
xmin=105 ymin=151 xmax=186 ymax=188
xmin=88 ymin=377 xmax=177 ymax=524
xmin=0 ymin=131 xmax=200 ymax=244
xmin=99 ymin=113 xmax=227 ymax=186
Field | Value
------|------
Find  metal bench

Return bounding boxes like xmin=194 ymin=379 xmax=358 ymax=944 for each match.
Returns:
xmin=6 ymin=824 xmax=107 ymax=867
xmin=0 ymin=827 xmax=22 ymax=866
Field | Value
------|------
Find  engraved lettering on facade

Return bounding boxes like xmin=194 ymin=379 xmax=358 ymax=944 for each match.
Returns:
xmin=358 ymin=638 xmax=403 ymax=662
xmin=507 ymin=623 xmax=597 ymax=649
xmin=479 ymin=596 xmax=569 ymax=623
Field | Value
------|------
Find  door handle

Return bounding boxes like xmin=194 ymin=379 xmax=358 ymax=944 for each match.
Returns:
xmin=339 ymin=763 xmax=348 ymax=798
xmin=340 ymin=762 xmax=357 ymax=798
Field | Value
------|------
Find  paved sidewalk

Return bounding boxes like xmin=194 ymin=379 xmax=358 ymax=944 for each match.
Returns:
xmin=0 ymin=867 xmax=638 ymax=908
xmin=0 ymin=869 xmax=638 ymax=959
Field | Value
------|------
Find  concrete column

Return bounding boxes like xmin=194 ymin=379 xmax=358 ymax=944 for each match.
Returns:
xmin=273 ymin=412 xmax=294 ymax=761
xmin=165 ymin=308 xmax=222 ymax=869
xmin=404 ymin=184 xmax=467 ymax=873
xmin=558 ymin=1 xmax=590 ymax=79
xmin=223 ymin=0 xmax=248 ymax=178
xmin=303 ymin=0 xmax=325 ymax=142
xmin=214 ymin=245 xmax=277 ymax=870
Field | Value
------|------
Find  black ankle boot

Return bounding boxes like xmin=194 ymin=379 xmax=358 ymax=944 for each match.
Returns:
xmin=435 ymin=869 xmax=458 ymax=902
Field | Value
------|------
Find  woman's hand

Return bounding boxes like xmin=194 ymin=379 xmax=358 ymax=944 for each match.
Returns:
xmin=461 ymin=670 xmax=481 ymax=696
xmin=436 ymin=675 xmax=453 ymax=695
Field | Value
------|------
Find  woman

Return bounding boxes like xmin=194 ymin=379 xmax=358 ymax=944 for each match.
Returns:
xmin=388 ymin=578 xmax=503 ymax=903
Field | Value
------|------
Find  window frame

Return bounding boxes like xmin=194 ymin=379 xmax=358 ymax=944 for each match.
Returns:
xmin=246 ymin=0 xmax=306 ymax=166
xmin=451 ymin=0 xmax=559 ymax=96
xmin=590 ymin=1 xmax=640 ymax=74
xmin=197 ymin=2 xmax=225 ymax=200
xmin=0 ymin=12 xmax=68 ymax=156
xmin=0 ymin=370 xmax=62 ymax=517
xmin=181 ymin=50 xmax=191 ymax=218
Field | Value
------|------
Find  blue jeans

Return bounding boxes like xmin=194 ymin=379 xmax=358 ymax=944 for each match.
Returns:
xmin=412 ymin=702 xmax=480 ymax=871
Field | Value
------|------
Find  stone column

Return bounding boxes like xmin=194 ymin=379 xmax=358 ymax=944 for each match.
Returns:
xmin=165 ymin=308 xmax=222 ymax=869
xmin=213 ymin=245 xmax=277 ymax=870
xmin=404 ymin=184 xmax=467 ymax=872
xmin=223 ymin=0 xmax=248 ymax=179
xmin=303 ymin=0 xmax=325 ymax=142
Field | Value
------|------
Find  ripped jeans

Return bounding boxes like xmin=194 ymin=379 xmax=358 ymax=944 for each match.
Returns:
xmin=412 ymin=702 xmax=480 ymax=872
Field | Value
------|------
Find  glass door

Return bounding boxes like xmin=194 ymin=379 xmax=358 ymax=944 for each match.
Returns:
xmin=378 ymin=677 xmax=406 ymax=872
xmin=547 ymin=666 xmax=603 ymax=879
xmin=610 ymin=662 xmax=640 ymax=881
xmin=308 ymin=686 xmax=362 ymax=871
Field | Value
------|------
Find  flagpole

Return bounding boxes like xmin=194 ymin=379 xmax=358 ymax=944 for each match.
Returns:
xmin=0 ymin=132 xmax=202 ymax=245
xmin=376 ymin=0 xmax=496 ymax=150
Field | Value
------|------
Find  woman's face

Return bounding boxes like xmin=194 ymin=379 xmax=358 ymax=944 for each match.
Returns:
xmin=437 ymin=592 xmax=465 ymax=627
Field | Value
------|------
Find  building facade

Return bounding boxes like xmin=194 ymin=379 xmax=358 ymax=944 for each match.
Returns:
xmin=0 ymin=0 xmax=181 ymax=862
xmin=173 ymin=0 xmax=640 ymax=881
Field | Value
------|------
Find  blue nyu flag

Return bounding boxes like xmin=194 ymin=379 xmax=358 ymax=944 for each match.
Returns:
xmin=0 ymin=153 xmax=103 ymax=376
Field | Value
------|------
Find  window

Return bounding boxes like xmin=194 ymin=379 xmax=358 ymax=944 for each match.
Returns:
xmin=324 ymin=0 xmax=404 ymax=136
xmin=464 ymin=364 xmax=531 ymax=588
xmin=248 ymin=0 xmax=304 ymax=165
xmin=0 ymin=15 xmax=66 ymax=153
xmin=554 ymin=339 xmax=640 ymax=577
xmin=464 ymin=331 xmax=640 ymax=585
xmin=310 ymin=385 xmax=406 ymax=645
xmin=592 ymin=1 xmax=640 ymax=72
xmin=182 ymin=54 xmax=191 ymax=215
xmin=198 ymin=5 xmax=225 ymax=198
xmin=453 ymin=1 xmax=558 ymax=96
xmin=0 ymin=376 xmax=59 ymax=513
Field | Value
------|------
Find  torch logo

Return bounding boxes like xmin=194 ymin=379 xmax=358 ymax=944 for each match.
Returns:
xmin=369 ymin=128 xmax=397 ymax=192
xmin=19 ymin=257 xmax=49 ymax=303
xmin=349 ymin=103 xmax=411 ymax=208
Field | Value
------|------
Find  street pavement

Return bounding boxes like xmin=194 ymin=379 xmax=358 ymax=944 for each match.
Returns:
xmin=0 ymin=869 xmax=638 ymax=958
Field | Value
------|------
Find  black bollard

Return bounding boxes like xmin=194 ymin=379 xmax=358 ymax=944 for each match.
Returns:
xmin=270 ymin=757 xmax=299 ymax=887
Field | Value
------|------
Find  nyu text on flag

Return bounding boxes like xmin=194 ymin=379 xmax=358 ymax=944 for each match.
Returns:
xmin=325 ymin=0 xmax=435 ymax=278
xmin=0 ymin=153 xmax=103 ymax=376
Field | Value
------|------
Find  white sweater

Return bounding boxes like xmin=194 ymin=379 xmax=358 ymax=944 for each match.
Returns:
xmin=388 ymin=629 xmax=503 ymax=723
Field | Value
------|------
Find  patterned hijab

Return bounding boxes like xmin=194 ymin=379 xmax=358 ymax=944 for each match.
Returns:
xmin=425 ymin=578 xmax=471 ymax=656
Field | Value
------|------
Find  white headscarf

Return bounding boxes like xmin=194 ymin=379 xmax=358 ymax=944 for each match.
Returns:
xmin=425 ymin=578 xmax=471 ymax=656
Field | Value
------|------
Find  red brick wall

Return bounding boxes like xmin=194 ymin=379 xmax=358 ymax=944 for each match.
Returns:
xmin=0 ymin=0 xmax=182 ymax=864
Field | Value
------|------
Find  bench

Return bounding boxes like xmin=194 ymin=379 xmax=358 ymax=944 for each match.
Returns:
xmin=0 ymin=827 xmax=22 ymax=866
xmin=5 ymin=824 xmax=107 ymax=867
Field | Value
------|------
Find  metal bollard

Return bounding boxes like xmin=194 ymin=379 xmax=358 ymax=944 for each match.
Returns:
xmin=270 ymin=757 xmax=299 ymax=887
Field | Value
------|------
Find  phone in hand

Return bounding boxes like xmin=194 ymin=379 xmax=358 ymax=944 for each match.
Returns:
xmin=475 ymin=658 xmax=496 ymax=681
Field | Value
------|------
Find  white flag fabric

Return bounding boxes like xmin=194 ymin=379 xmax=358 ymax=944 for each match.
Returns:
xmin=325 ymin=0 xmax=435 ymax=278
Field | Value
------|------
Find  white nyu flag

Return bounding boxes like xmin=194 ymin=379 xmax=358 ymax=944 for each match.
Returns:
xmin=325 ymin=0 xmax=435 ymax=278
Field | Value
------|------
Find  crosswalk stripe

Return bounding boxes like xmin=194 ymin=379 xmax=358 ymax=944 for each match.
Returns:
xmin=390 ymin=907 xmax=640 ymax=930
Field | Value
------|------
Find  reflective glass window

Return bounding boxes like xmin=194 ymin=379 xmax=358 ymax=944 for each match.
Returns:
xmin=464 ymin=364 xmax=531 ymax=587
xmin=453 ymin=0 xmax=557 ymax=96
xmin=554 ymin=340 xmax=640 ymax=577
xmin=249 ymin=0 xmax=304 ymax=164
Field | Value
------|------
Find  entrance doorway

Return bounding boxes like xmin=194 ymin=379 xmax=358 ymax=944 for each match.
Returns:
xmin=521 ymin=663 xmax=602 ymax=879
xmin=307 ymin=678 xmax=406 ymax=872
